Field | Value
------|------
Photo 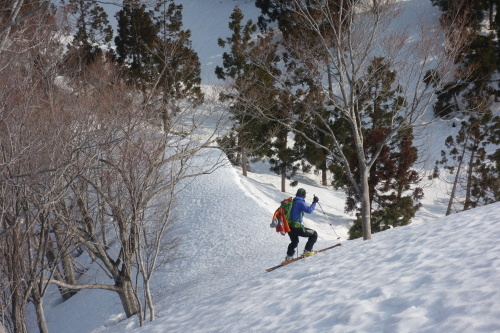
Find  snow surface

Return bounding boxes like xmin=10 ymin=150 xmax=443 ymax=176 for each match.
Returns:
xmin=27 ymin=0 xmax=500 ymax=332
xmin=37 ymin=149 xmax=500 ymax=333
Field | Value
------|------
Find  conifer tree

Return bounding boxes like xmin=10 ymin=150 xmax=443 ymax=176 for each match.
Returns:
xmin=433 ymin=32 xmax=498 ymax=117
xmin=115 ymin=0 xmax=202 ymax=130
xmin=431 ymin=0 xmax=500 ymax=117
xmin=66 ymin=0 xmax=113 ymax=49
xmin=265 ymin=91 xmax=302 ymax=191
xmin=63 ymin=0 xmax=113 ymax=72
xmin=215 ymin=6 xmax=262 ymax=176
xmin=437 ymin=113 xmax=499 ymax=214
xmin=115 ymin=0 xmax=157 ymax=85
xmin=293 ymin=93 xmax=335 ymax=186
xmin=293 ymin=121 xmax=332 ymax=186
xmin=430 ymin=0 xmax=500 ymax=214
xmin=216 ymin=6 xmax=299 ymax=190
xmin=255 ymin=0 xmax=348 ymax=188
xmin=151 ymin=0 xmax=203 ymax=130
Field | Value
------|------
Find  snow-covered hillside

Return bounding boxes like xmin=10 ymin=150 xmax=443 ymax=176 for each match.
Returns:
xmin=27 ymin=1 xmax=500 ymax=332
xmin=37 ymin=149 xmax=500 ymax=333
xmin=122 ymin=201 xmax=500 ymax=333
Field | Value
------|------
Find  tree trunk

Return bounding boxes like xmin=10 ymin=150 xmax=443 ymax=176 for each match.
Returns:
xmin=99 ymin=198 xmax=109 ymax=249
xmin=32 ymin=291 xmax=49 ymax=333
xmin=162 ymin=109 xmax=169 ymax=132
xmin=241 ymin=147 xmax=248 ymax=177
xmin=327 ymin=61 xmax=334 ymax=100
xmin=116 ymin=276 xmax=139 ymax=318
xmin=0 ymin=0 xmax=23 ymax=50
xmin=463 ymin=143 xmax=477 ymax=211
xmin=12 ymin=293 xmax=27 ymax=333
xmin=321 ymin=160 xmax=327 ymax=186
xmin=489 ymin=1 xmax=494 ymax=30
xmin=52 ymin=226 xmax=78 ymax=299
xmin=446 ymin=141 xmax=468 ymax=216
xmin=45 ymin=246 xmax=74 ymax=301
xmin=360 ymin=168 xmax=372 ymax=240
xmin=281 ymin=162 xmax=286 ymax=192
xmin=144 ymin=279 xmax=155 ymax=321
xmin=446 ymin=163 xmax=462 ymax=216
xmin=60 ymin=252 xmax=77 ymax=287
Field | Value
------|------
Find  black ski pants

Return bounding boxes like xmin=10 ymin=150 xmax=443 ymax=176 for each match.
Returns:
xmin=287 ymin=227 xmax=318 ymax=257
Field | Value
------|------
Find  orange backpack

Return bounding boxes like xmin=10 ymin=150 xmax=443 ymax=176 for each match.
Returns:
xmin=270 ymin=198 xmax=296 ymax=235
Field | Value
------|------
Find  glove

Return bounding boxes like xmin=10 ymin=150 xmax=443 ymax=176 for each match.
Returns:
xmin=313 ymin=195 xmax=319 ymax=203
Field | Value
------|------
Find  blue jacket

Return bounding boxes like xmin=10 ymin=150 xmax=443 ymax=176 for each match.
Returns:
xmin=290 ymin=196 xmax=316 ymax=224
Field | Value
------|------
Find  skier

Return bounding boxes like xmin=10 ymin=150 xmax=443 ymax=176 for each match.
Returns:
xmin=285 ymin=188 xmax=319 ymax=262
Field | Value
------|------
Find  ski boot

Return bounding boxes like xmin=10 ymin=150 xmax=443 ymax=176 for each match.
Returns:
xmin=282 ymin=255 xmax=294 ymax=264
xmin=302 ymin=250 xmax=317 ymax=258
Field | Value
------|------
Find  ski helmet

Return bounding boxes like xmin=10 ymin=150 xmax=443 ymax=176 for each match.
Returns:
xmin=296 ymin=188 xmax=306 ymax=197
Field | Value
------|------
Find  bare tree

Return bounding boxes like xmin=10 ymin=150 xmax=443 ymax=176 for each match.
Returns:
xmin=133 ymin=156 xmax=180 ymax=323
xmin=2 ymin=0 xmax=227 ymax=328
xmin=0 ymin=0 xmax=49 ymax=51
xmin=2 ymin=5 xmax=226 ymax=327
xmin=0 ymin=4 xmax=77 ymax=331
xmin=43 ymin=56 xmax=227 ymax=321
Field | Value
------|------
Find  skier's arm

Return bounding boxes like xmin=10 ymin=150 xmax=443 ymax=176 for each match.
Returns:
xmin=303 ymin=202 xmax=316 ymax=214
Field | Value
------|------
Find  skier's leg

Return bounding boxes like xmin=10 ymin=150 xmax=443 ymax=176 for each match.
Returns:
xmin=303 ymin=228 xmax=318 ymax=252
xmin=287 ymin=230 xmax=300 ymax=256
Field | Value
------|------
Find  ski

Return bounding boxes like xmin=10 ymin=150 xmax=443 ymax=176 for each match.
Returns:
xmin=265 ymin=243 xmax=342 ymax=272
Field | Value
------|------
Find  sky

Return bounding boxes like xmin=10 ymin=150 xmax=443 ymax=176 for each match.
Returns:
xmin=25 ymin=1 xmax=500 ymax=332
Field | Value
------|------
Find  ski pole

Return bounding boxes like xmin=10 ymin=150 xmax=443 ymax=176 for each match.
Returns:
xmin=315 ymin=199 xmax=341 ymax=240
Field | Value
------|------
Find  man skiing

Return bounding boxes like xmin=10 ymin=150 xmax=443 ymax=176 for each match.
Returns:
xmin=285 ymin=188 xmax=319 ymax=262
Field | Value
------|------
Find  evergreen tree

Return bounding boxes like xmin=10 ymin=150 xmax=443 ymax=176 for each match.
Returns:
xmin=151 ymin=0 xmax=203 ymax=130
xmin=265 ymin=91 xmax=302 ymax=191
xmin=215 ymin=6 xmax=257 ymax=81
xmin=435 ymin=32 xmax=499 ymax=117
xmin=293 ymin=118 xmax=333 ymax=186
xmin=64 ymin=0 xmax=113 ymax=70
xmin=431 ymin=1 xmax=500 ymax=212
xmin=256 ymin=0 xmax=349 ymax=188
xmin=438 ymin=113 xmax=499 ymax=214
xmin=251 ymin=0 xmax=469 ymax=241
xmin=215 ymin=6 xmax=264 ymax=176
xmin=115 ymin=0 xmax=157 ymax=85
xmin=216 ymin=6 xmax=299 ymax=190
xmin=114 ymin=0 xmax=202 ymax=130
xmin=431 ymin=0 xmax=500 ymax=117
xmin=257 ymin=1 xmax=422 ymax=233
xmin=293 ymin=90 xmax=335 ymax=186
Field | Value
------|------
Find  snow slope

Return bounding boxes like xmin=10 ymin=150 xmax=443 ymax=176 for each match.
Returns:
xmin=27 ymin=1 xmax=500 ymax=332
xmin=37 ymin=148 xmax=500 ymax=333
xmin=129 ymin=201 xmax=500 ymax=333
